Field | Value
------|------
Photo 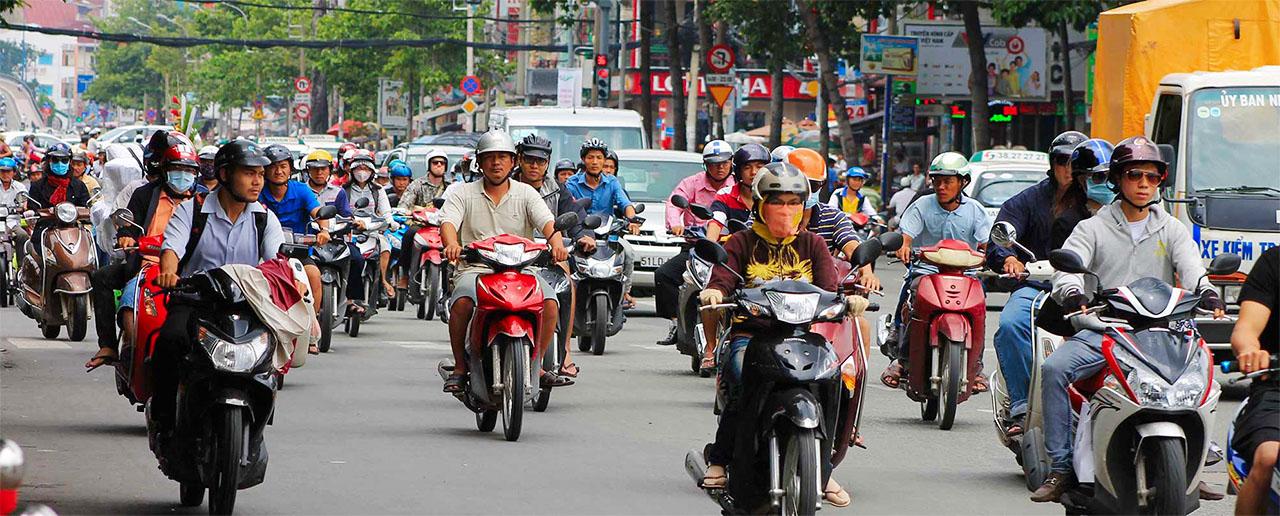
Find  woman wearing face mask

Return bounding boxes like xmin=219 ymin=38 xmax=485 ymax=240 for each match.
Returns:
xmin=25 ymin=143 xmax=90 ymax=255
xmin=697 ymin=162 xmax=853 ymax=506
xmin=1053 ymin=139 xmax=1116 ymax=249
xmin=343 ymin=150 xmax=396 ymax=305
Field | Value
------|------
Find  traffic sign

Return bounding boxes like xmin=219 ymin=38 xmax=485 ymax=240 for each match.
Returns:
xmin=705 ymin=74 xmax=735 ymax=109
xmin=294 ymin=77 xmax=311 ymax=93
xmin=252 ymin=105 xmax=265 ymax=120
xmin=461 ymin=97 xmax=478 ymax=114
xmin=294 ymin=103 xmax=311 ymax=120
xmin=294 ymin=93 xmax=311 ymax=105
xmin=706 ymin=44 xmax=735 ymax=74
xmin=460 ymin=75 xmax=481 ymax=96
xmin=145 ymin=108 xmax=157 ymax=122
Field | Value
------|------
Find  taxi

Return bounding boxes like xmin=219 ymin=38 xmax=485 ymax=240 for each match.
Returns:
xmin=964 ymin=148 xmax=1048 ymax=221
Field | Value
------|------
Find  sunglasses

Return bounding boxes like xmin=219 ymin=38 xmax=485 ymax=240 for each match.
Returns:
xmin=49 ymin=157 xmax=70 ymax=164
xmin=1123 ymin=170 xmax=1165 ymax=184
xmin=1051 ymin=155 xmax=1071 ymax=166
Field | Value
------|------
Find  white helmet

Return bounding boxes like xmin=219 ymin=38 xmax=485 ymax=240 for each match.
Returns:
xmin=198 ymin=145 xmax=219 ymax=160
xmin=702 ymin=139 xmax=733 ymax=164
xmin=425 ymin=149 xmax=449 ymax=167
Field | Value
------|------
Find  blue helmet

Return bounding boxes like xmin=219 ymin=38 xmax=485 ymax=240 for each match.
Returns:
xmin=843 ymin=166 xmax=869 ymax=180
xmin=388 ymin=159 xmax=412 ymax=178
xmin=0 ymin=157 xmax=16 ymax=171
xmin=1069 ymin=138 xmax=1115 ymax=178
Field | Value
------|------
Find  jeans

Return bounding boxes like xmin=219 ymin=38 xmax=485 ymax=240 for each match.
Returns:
xmin=1041 ymin=331 xmax=1107 ymax=473
xmin=994 ymin=286 xmax=1049 ymax=419
xmin=708 ymin=335 xmax=751 ymax=466
xmin=654 ymin=250 xmax=689 ymax=319
xmin=618 ymin=239 xmax=635 ymax=294
xmin=892 ymin=264 xmax=934 ymax=359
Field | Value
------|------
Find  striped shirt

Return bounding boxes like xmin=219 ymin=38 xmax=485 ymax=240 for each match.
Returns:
xmin=806 ymin=203 xmax=860 ymax=254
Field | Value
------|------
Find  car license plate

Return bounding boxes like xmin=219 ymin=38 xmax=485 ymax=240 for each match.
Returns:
xmin=639 ymin=256 xmax=666 ymax=268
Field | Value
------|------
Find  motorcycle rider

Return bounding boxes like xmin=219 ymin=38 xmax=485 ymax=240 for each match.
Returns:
xmin=554 ymin=159 xmax=576 ymax=184
xmin=386 ymin=159 xmax=412 ymax=199
xmin=438 ymin=130 xmax=571 ymax=393
xmin=85 ymin=131 xmax=204 ymax=370
xmin=343 ymin=150 xmax=394 ymax=307
xmin=986 ymin=131 xmax=1088 ymax=437
xmin=1229 ymin=245 xmax=1279 ymax=516
xmin=563 ymin=138 xmax=640 ymax=307
xmin=303 ymin=150 xmax=351 ymax=216
xmin=0 ymin=157 xmax=29 ymax=272
xmin=197 ymin=145 xmax=219 ymax=192
xmin=697 ymin=162 xmax=851 ymax=507
xmin=258 ymin=144 xmax=330 ymax=314
xmin=1032 ymin=136 xmax=1226 ymax=503
xmin=882 ymin=151 xmax=992 ymax=390
xmin=26 ymin=143 xmax=90 ymax=255
xmin=654 ymin=139 xmax=736 ymax=345
xmin=706 ymin=143 xmax=769 ymax=243
xmin=394 ymin=152 xmax=450 ymax=292
xmin=828 ymin=167 xmax=877 ymax=219
xmin=70 ymin=148 xmax=100 ymax=196
xmin=514 ymin=134 xmax=592 ymax=378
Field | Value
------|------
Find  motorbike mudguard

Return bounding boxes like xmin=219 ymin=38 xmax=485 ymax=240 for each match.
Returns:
xmin=320 ymin=266 xmax=341 ymax=284
xmin=486 ymin=313 xmax=535 ymax=342
xmin=763 ymin=387 xmax=823 ymax=430
xmin=420 ymin=248 xmax=442 ymax=265
xmin=929 ymin=312 xmax=971 ymax=349
xmin=54 ymin=271 xmax=92 ymax=295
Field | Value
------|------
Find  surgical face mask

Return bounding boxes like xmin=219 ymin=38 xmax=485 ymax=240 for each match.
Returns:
xmin=50 ymin=162 xmax=69 ymax=176
xmin=805 ymin=191 xmax=821 ymax=209
xmin=1087 ymin=180 xmax=1117 ymax=205
xmin=761 ymin=200 xmax=804 ymax=238
xmin=354 ymin=169 xmax=372 ymax=183
xmin=166 ymin=170 xmax=197 ymax=193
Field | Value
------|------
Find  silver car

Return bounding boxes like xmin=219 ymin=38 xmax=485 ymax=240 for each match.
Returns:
xmin=614 ymin=149 xmax=707 ymax=292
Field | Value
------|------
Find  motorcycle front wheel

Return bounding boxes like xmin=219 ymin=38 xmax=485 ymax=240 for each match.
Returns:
xmin=66 ymin=295 xmax=88 ymax=342
xmin=590 ymin=296 xmax=607 ymax=356
xmin=781 ymin=427 xmax=820 ymax=516
xmin=501 ymin=341 xmax=527 ymax=442
xmin=424 ymin=263 xmax=439 ymax=321
xmin=318 ymin=285 xmax=335 ymax=353
xmin=938 ymin=340 xmax=964 ymax=430
xmin=208 ymin=406 xmax=245 ymax=515
xmin=1138 ymin=436 xmax=1187 ymax=515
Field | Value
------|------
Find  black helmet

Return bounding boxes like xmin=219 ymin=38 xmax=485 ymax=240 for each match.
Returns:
xmin=580 ymin=137 xmax=608 ymax=159
xmin=214 ymin=139 xmax=271 ymax=178
xmin=605 ymin=150 xmax=618 ymax=164
xmin=553 ymin=159 xmax=576 ymax=172
xmin=731 ymin=143 xmax=770 ymax=180
xmin=1049 ymin=131 xmax=1089 ymax=160
xmin=262 ymin=144 xmax=293 ymax=166
xmin=1109 ymin=136 xmax=1167 ymax=181
xmin=1069 ymin=139 xmax=1114 ymax=179
xmin=144 ymin=130 xmax=196 ymax=174
xmin=517 ymin=135 xmax=553 ymax=161
xmin=45 ymin=142 xmax=71 ymax=159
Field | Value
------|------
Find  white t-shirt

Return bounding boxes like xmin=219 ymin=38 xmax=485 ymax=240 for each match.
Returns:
xmin=888 ymin=187 xmax=917 ymax=216
xmin=0 ymin=181 xmax=28 ymax=207
xmin=1126 ymin=212 xmax=1151 ymax=243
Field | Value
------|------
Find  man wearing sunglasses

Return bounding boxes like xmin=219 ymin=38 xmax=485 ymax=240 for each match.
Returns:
xmin=1031 ymin=136 xmax=1227 ymax=503
xmin=25 ymin=143 xmax=91 ymax=254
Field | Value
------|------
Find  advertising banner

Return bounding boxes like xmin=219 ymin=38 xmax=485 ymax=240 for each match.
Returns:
xmin=904 ymin=23 xmax=1047 ymax=100
xmin=378 ymin=78 xmax=409 ymax=129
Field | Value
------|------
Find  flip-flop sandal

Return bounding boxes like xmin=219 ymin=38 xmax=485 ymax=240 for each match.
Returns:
xmin=558 ymin=362 xmax=580 ymax=378
xmin=971 ymin=373 xmax=990 ymax=394
xmin=84 ymin=350 xmax=118 ymax=372
xmin=540 ymin=371 xmax=575 ymax=388
xmin=824 ymin=487 xmax=851 ymax=507
xmin=443 ymin=375 xmax=466 ymax=393
xmin=699 ymin=356 xmax=716 ymax=373
xmin=880 ymin=361 xmax=903 ymax=389
xmin=308 ymin=345 xmax=320 ymax=355
xmin=698 ymin=473 xmax=727 ymax=490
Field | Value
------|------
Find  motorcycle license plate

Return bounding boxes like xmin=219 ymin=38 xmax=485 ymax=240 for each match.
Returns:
xmin=639 ymin=256 xmax=664 ymax=268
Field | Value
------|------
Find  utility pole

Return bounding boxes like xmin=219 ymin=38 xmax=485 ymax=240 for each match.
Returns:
xmin=466 ymin=1 xmax=476 ymax=130
xmin=685 ymin=0 xmax=701 ymax=150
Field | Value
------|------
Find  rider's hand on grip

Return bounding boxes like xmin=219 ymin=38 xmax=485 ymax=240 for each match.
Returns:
xmin=699 ymin=289 xmax=724 ymax=307
xmin=551 ymin=243 xmax=569 ymax=263
xmin=846 ymin=296 xmax=870 ymax=316
xmin=1197 ymin=289 xmax=1226 ymax=319
xmin=894 ymin=245 xmax=911 ymax=264
xmin=116 ymin=236 xmax=136 ymax=249
xmin=670 ymin=225 xmax=685 ymax=237
xmin=316 ymin=231 xmax=331 ymax=246
xmin=1063 ymin=291 xmax=1089 ymax=316
xmin=1236 ymin=349 xmax=1273 ymax=375
xmin=156 ymin=272 xmax=179 ymax=289
xmin=444 ymin=243 xmax=462 ymax=263
xmin=1002 ymin=256 xmax=1026 ymax=276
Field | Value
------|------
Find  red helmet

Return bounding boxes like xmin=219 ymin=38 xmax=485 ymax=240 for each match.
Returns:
xmin=162 ymin=142 xmax=200 ymax=169
xmin=149 ymin=130 xmax=199 ymax=170
xmin=337 ymin=143 xmax=358 ymax=171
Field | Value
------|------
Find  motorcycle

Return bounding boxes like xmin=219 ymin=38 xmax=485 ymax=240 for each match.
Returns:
xmin=16 ymin=192 xmax=98 ymax=341
xmin=150 ymin=268 xmax=281 ymax=515
xmin=683 ymin=237 xmax=888 ymax=516
xmin=1026 ymin=248 xmax=1239 ymax=515
xmin=346 ymin=203 xmax=393 ymax=338
xmin=1221 ymin=355 xmax=1279 ymax=514
xmin=667 ymin=194 xmax=720 ymax=376
xmin=532 ymin=263 xmax=574 ymax=413
xmin=874 ymin=238 xmax=992 ymax=430
xmin=984 ymin=221 xmax=1062 ymax=460
xmin=573 ymin=204 xmax=644 ymax=356
xmin=307 ymin=206 xmax=358 ymax=353
xmin=0 ymin=202 xmax=21 ymax=308
xmin=384 ymin=209 xmax=410 ymax=312
xmin=436 ymin=213 xmax=579 ymax=442
xmin=101 ymin=209 xmax=169 ymax=408
xmin=406 ymin=199 xmax=447 ymax=321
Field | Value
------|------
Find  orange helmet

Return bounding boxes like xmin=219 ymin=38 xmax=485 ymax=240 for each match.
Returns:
xmin=786 ymin=148 xmax=827 ymax=185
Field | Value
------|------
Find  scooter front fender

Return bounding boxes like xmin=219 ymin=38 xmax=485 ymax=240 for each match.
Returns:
xmin=486 ymin=313 xmax=535 ymax=342
xmin=764 ymin=388 xmax=822 ymax=430
xmin=929 ymin=312 xmax=971 ymax=349
xmin=54 ymin=271 xmax=92 ymax=295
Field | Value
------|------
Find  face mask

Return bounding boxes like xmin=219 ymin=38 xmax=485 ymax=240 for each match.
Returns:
xmin=50 ymin=162 xmax=69 ymax=176
xmin=1087 ymin=181 xmax=1117 ymax=205
xmin=166 ymin=171 xmax=196 ymax=193
xmin=804 ymin=191 xmax=821 ymax=209
xmin=762 ymin=201 xmax=803 ymax=239
xmin=354 ymin=169 xmax=372 ymax=183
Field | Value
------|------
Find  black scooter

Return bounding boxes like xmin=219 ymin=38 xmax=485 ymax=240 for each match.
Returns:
xmin=573 ymin=204 xmax=644 ymax=355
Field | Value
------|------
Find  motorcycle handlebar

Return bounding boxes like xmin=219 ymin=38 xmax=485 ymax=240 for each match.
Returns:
xmin=1220 ymin=356 xmax=1279 ymax=374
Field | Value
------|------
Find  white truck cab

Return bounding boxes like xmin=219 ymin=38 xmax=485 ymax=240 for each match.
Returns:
xmin=1144 ymin=65 xmax=1280 ymax=355
xmin=488 ymin=107 xmax=647 ymax=164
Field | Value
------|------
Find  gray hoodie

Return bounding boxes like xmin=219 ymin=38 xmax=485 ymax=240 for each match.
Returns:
xmin=1051 ymin=202 xmax=1208 ymax=304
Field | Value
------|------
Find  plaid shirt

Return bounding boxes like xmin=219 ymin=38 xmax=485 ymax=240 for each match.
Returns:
xmin=397 ymin=175 xmax=448 ymax=210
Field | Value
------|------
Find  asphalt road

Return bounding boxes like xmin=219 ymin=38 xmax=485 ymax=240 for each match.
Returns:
xmin=0 ymin=263 xmax=1242 ymax=515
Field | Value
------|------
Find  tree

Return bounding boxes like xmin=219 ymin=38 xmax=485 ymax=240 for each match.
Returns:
xmin=707 ymin=0 xmax=804 ymax=147
xmin=958 ymin=1 xmax=990 ymax=152
xmin=798 ymin=1 xmax=878 ymax=159
xmin=663 ymin=1 xmax=688 ymax=150
xmin=0 ymin=40 xmax=35 ymax=77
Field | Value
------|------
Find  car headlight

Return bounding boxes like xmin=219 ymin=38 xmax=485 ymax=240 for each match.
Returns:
xmin=55 ymin=203 xmax=77 ymax=224
xmin=766 ymin=292 xmax=820 ymax=325
xmin=1221 ymin=284 xmax=1242 ymax=306
xmin=480 ymin=242 xmax=540 ymax=267
xmin=198 ymin=326 xmax=271 ymax=373
xmin=690 ymin=256 xmax=712 ymax=285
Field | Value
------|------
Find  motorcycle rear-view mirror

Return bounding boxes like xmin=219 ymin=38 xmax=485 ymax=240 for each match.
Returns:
xmin=693 ymin=238 xmax=728 ymax=264
xmin=990 ymin=221 xmax=1016 ymax=248
xmin=354 ymin=197 xmax=371 ymax=209
xmin=553 ymin=212 xmax=580 ymax=232
xmin=1048 ymin=249 xmax=1090 ymax=275
xmin=632 ymin=203 xmax=646 ymax=214
xmin=727 ymin=220 xmax=749 ymax=233
xmin=850 ymin=238 xmax=883 ymax=268
xmin=669 ymin=195 xmax=689 ymax=209
xmin=878 ymin=232 xmax=904 ymax=252
xmin=690 ymin=204 xmax=714 ymax=221
xmin=111 ymin=208 xmax=136 ymax=228
xmin=314 ymin=205 xmax=339 ymax=220
xmin=1206 ymin=253 xmax=1241 ymax=276
xmin=574 ymin=197 xmax=592 ymax=211
xmin=583 ymin=214 xmax=603 ymax=230
xmin=432 ymin=197 xmax=446 ymax=209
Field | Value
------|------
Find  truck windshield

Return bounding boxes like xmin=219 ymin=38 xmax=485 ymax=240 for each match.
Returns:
xmin=1186 ymin=87 xmax=1280 ymax=194
xmin=509 ymin=126 xmax=644 ymax=165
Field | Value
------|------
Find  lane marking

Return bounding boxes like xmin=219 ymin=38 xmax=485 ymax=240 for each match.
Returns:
xmin=630 ymin=344 xmax=668 ymax=351
xmin=4 ymin=338 xmax=72 ymax=349
xmin=395 ymin=342 xmax=451 ymax=351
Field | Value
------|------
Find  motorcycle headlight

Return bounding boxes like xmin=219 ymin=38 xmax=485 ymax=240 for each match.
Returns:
xmin=581 ymin=257 xmax=617 ymax=278
xmin=816 ymin=300 xmax=847 ymax=321
xmin=480 ymin=242 xmax=540 ymax=267
xmin=765 ymin=292 xmax=820 ymax=325
xmin=55 ymin=203 xmax=77 ymax=224
xmin=198 ymin=326 xmax=271 ymax=373
xmin=690 ymin=256 xmax=712 ymax=286
xmin=1118 ymin=346 xmax=1208 ymax=408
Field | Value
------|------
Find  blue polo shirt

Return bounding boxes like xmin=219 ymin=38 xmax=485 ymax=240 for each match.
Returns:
xmin=259 ymin=180 xmax=321 ymax=234
xmin=563 ymin=172 xmax=632 ymax=216
xmin=899 ymin=193 xmax=992 ymax=249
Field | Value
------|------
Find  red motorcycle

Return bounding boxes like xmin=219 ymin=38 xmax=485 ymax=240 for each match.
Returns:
xmin=436 ymin=214 xmax=575 ymax=442
xmin=114 ymin=234 xmax=169 ymax=407
xmin=879 ymin=239 xmax=988 ymax=430
xmin=408 ymin=201 xmax=446 ymax=320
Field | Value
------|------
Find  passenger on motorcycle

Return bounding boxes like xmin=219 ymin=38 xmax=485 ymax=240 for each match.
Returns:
xmin=554 ymin=159 xmax=576 ymax=185
xmin=395 ymin=151 xmax=450 ymax=291
xmin=86 ymin=131 xmax=204 ymax=370
xmin=303 ymin=150 xmax=351 ymax=216
xmin=1032 ymin=136 xmax=1226 ymax=503
xmin=343 ymin=151 xmax=395 ymax=305
xmin=197 ymin=145 xmax=219 ymax=192
xmin=438 ymin=130 xmax=571 ymax=394
xmin=1228 ymin=245 xmax=1279 ymax=516
xmin=26 ymin=143 xmax=90 ymax=255
xmin=0 ymin=157 xmax=28 ymax=209
xmin=828 ymin=167 xmax=877 ymax=219
xmin=70 ymin=148 xmax=99 ymax=197
xmin=986 ymin=130 xmax=1088 ymax=437
xmin=654 ymin=139 xmax=736 ymax=345
xmin=602 ymin=150 xmax=619 ymax=176
xmin=386 ymin=159 xmax=412 ymax=199
xmin=563 ymin=138 xmax=640 ymax=307
xmin=697 ymin=161 xmax=851 ymax=506
xmin=882 ymin=151 xmax=992 ymax=390
xmin=705 ymin=143 xmax=769 ymax=243
xmin=258 ymin=144 xmax=330 ymax=315
xmin=335 ymin=142 xmax=358 ymax=177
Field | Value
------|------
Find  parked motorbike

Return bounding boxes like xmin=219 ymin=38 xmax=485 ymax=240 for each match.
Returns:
xmin=436 ymin=213 xmax=579 ymax=442
xmin=150 ymin=268 xmax=281 ymax=515
xmin=1023 ymin=249 xmax=1239 ymax=515
xmin=16 ymin=193 xmax=98 ymax=341
xmin=573 ymin=204 xmax=643 ymax=356
xmin=1221 ymin=355 xmax=1279 ymax=513
xmin=0 ymin=202 xmax=21 ymax=308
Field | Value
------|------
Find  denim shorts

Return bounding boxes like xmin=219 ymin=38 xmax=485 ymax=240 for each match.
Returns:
xmin=118 ymin=275 xmax=140 ymax=311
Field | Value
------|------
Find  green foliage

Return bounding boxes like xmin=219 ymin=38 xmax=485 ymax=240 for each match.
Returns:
xmin=0 ymin=40 xmax=34 ymax=75
xmin=990 ymin=0 xmax=1113 ymax=32
xmin=706 ymin=0 xmax=803 ymax=67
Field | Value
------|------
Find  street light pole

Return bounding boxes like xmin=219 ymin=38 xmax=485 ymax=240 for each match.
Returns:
xmin=466 ymin=3 xmax=475 ymax=131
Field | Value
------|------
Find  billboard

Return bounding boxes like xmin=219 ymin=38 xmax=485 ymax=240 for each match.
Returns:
xmin=378 ymin=78 xmax=409 ymax=130
xmin=904 ymin=23 xmax=1048 ymax=100
xmin=860 ymin=35 xmax=919 ymax=75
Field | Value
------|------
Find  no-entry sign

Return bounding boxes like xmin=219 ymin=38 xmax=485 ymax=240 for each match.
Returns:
xmin=706 ymin=44 xmax=734 ymax=74
xmin=295 ymin=77 xmax=311 ymax=93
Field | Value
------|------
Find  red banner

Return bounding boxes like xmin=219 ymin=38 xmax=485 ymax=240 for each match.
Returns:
xmin=626 ymin=71 xmax=818 ymax=101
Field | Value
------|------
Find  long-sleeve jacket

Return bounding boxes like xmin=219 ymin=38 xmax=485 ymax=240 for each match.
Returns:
xmin=985 ymin=177 xmax=1057 ymax=270
xmin=708 ymin=226 xmax=838 ymax=333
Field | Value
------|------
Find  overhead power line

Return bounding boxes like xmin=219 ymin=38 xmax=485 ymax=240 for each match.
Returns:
xmin=1 ymin=22 xmax=639 ymax=52
xmin=186 ymin=0 xmax=637 ymax=24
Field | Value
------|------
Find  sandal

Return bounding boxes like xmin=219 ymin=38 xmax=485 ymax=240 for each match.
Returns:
xmin=699 ymin=355 xmax=716 ymax=373
xmin=540 ymin=371 xmax=575 ymax=388
xmin=308 ymin=344 xmax=320 ymax=355
xmin=699 ymin=465 xmax=727 ymax=489
xmin=442 ymin=374 xmax=466 ymax=393
xmin=971 ymin=372 xmax=990 ymax=394
xmin=1005 ymin=415 xmax=1025 ymax=438
xmin=824 ymin=484 xmax=851 ymax=507
xmin=84 ymin=348 xmax=118 ymax=372
xmin=621 ymin=295 xmax=637 ymax=310
xmin=880 ymin=360 xmax=904 ymax=389
xmin=558 ymin=362 xmax=580 ymax=378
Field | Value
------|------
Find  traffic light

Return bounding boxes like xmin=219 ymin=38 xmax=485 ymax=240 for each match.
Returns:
xmin=594 ymin=54 xmax=610 ymax=105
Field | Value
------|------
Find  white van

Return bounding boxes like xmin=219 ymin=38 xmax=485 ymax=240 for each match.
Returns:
xmin=488 ymin=107 xmax=647 ymax=164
